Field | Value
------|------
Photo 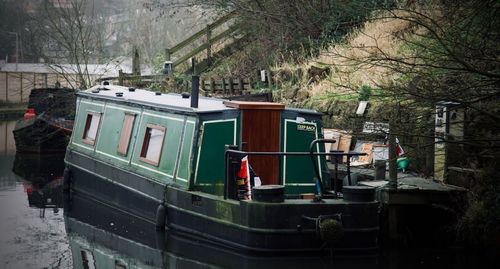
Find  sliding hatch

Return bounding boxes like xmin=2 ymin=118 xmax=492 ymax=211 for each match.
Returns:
xmin=223 ymin=101 xmax=284 ymax=185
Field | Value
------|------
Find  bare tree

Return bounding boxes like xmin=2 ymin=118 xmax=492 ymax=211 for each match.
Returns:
xmin=33 ymin=0 xmax=110 ymax=89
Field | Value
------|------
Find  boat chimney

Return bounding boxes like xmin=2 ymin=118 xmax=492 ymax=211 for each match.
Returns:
xmin=191 ymin=75 xmax=199 ymax=108
xmin=190 ymin=58 xmax=199 ymax=108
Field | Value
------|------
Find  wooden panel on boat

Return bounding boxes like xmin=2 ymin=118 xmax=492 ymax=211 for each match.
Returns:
xmin=223 ymin=100 xmax=285 ymax=110
xmin=241 ymin=108 xmax=282 ymax=185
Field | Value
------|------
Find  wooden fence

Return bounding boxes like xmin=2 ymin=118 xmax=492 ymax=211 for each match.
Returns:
xmin=165 ymin=12 xmax=239 ymax=73
xmin=201 ymin=77 xmax=254 ymax=95
xmin=0 ymin=71 xmax=80 ymax=104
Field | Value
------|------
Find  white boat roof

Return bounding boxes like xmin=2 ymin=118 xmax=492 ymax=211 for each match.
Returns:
xmin=81 ymin=85 xmax=234 ymax=113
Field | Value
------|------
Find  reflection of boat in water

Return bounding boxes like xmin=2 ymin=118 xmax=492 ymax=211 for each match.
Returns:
xmin=65 ymin=82 xmax=379 ymax=253
xmin=12 ymin=153 xmax=65 ymax=213
xmin=65 ymin=193 xmax=379 ymax=269
xmin=13 ymin=88 xmax=75 ymax=153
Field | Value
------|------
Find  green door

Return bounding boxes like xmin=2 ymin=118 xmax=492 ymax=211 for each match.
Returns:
xmin=281 ymin=119 xmax=322 ymax=195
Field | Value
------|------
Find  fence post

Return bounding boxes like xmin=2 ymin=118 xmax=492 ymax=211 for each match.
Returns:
xmin=248 ymin=77 xmax=253 ymax=91
xmin=266 ymin=69 xmax=272 ymax=88
xmin=222 ymin=78 xmax=227 ymax=95
xmin=206 ymin=26 xmax=212 ymax=66
xmin=118 ymin=70 xmax=124 ymax=86
xmin=238 ymin=78 xmax=243 ymax=94
xmin=20 ymin=72 xmax=23 ymax=103
xmin=388 ymin=132 xmax=398 ymax=189
xmin=165 ymin=48 xmax=171 ymax=61
xmin=210 ymin=78 xmax=215 ymax=93
xmin=5 ymin=72 xmax=8 ymax=103
xmin=228 ymin=78 xmax=234 ymax=94
xmin=132 ymin=47 xmax=141 ymax=76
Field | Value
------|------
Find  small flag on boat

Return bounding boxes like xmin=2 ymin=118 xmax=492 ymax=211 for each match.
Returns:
xmin=395 ymin=137 xmax=405 ymax=157
xmin=237 ymin=156 xmax=252 ymax=200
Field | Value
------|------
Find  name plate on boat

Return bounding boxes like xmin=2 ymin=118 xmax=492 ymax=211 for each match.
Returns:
xmin=297 ymin=124 xmax=316 ymax=132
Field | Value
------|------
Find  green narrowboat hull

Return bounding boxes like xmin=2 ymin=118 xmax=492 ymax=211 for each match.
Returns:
xmin=65 ymin=192 xmax=379 ymax=269
xmin=65 ymin=148 xmax=379 ymax=252
xmin=165 ymin=186 xmax=379 ymax=252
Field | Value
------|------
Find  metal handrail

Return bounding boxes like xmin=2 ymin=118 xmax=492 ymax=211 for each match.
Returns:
xmin=223 ymin=143 xmax=366 ymax=200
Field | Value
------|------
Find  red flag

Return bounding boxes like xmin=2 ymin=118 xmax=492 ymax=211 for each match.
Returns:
xmin=237 ymin=156 xmax=252 ymax=200
xmin=238 ymin=156 xmax=249 ymax=179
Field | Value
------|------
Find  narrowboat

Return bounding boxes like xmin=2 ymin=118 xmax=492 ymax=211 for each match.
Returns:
xmin=64 ymin=79 xmax=379 ymax=253
xmin=13 ymin=88 xmax=75 ymax=153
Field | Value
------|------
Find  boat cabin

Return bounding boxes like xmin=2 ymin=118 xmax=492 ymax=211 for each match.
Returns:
xmin=68 ymin=85 xmax=328 ymax=197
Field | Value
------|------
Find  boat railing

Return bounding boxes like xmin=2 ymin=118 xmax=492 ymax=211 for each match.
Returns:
xmin=223 ymin=139 xmax=366 ymax=200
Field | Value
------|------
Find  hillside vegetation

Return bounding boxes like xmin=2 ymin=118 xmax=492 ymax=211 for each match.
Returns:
xmin=201 ymin=0 xmax=500 ymax=248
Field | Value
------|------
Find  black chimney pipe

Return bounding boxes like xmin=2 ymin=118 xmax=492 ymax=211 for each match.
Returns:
xmin=191 ymin=75 xmax=199 ymax=108
xmin=190 ymin=58 xmax=199 ymax=108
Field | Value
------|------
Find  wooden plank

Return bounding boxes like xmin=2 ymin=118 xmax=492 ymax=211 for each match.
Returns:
xmin=173 ymin=43 xmax=208 ymax=67
xmin=223 ymin=100 xmax=284 ymax=110
xmin=169 ymin=12 xmax=235 ymax=54
xmin=357 ymin=143 xmax=374 ymax=164
xmin=337 ymin=134 xmax=353 ymax=163
xmin=173 ymin=25 xmax=239 ymax=67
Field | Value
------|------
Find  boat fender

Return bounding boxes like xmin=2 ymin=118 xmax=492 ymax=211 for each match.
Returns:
xmin=155 ymin=204 xmax=166 ymax=230
xmin=317 ymin=216 xmax=344 ymax=244
xmin=63 ymin=167 xmax=72 ymax=193
xmin=24 ymin=108 xmax=36 ymax=120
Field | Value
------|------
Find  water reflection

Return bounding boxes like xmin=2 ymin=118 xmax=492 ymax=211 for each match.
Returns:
xmin=0 ymin=146 xmax=70 ymax=268
xmin=65 ymin=193 xmax=379 ymax=269
xmin=0 ymin=120 xmax=16 ymax=155
xmin=12 ymin=153 xmax=65 ymax=216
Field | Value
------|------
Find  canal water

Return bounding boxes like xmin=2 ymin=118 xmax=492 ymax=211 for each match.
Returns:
xmin=0 ymin=119 xmax=497 ymax=268
xmin=0 ymin=120 xmax=71 ymax=268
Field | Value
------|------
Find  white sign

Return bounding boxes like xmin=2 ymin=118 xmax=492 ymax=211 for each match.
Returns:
xmin=362 ymin=122 xmax=389 ymax=134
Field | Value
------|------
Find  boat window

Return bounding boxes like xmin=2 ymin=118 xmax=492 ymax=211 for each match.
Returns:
xmin=139 ymin=124 xmax=166 ymax=166
xmin=117 ymin=113 xmax=136 ymax=155
xmin=80 ymin=249 xmax=96 ymax=269
xmin=82 ymin=112 xmax=101 ymax=145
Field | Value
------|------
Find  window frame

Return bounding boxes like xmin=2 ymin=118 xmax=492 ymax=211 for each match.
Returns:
xmin=80 ymin=249 xmax=96 ymax=269
xmin=81 ymin=111 xmax=102 ymax=146
xmin=139 ymin=124 xmax=166 ymax=166
xmin=117 ymin=112 xmax=136 ymax=156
